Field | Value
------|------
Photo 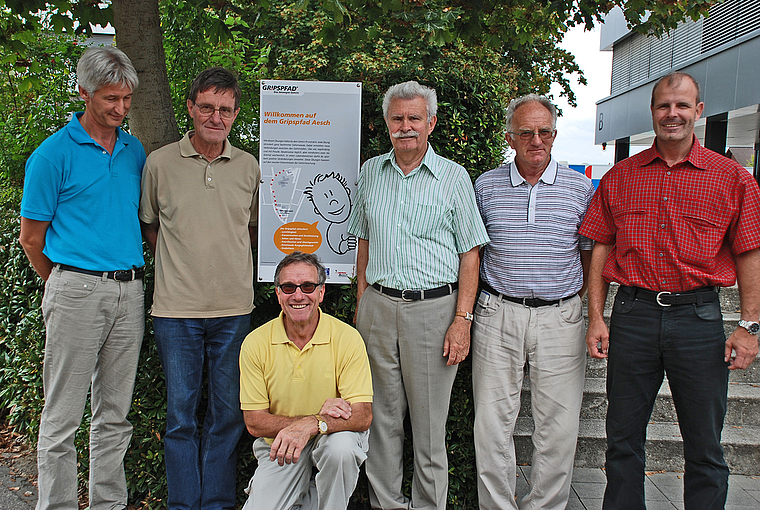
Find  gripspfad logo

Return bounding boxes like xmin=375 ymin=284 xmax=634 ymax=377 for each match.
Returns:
xmin=262 ymin=84 xmax=299 ymax=92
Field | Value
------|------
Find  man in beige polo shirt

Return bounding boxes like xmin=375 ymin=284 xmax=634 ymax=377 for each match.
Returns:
xmin=139 ymin=67 xmax=260 ymax=510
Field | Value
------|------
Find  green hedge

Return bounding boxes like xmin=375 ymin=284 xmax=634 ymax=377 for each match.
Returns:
xmin=0 ymin=2 xmax=514 ymax=506
xmin=0 ymin=187 xmax=477 ymax=508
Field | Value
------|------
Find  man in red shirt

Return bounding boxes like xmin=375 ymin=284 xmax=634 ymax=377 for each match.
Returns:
xmin=581 ymin=72 xmax=760 ymax=509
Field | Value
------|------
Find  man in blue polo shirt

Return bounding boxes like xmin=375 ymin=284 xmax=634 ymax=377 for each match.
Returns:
xmin=19 ymin=46 xmax=146 ymax=510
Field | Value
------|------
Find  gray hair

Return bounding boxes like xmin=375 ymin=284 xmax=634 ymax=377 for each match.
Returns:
xmin=382 ymin=81 xmax=437 ymax=122
xmin=651 ymin=72 xmax=701 ymax=107
xmin=505 ymin=94 xmax=557 ymax=132
xmin=273 ymin=251 xmax=327 ymax=287
xmin=77 ymin=46 xmax=138 ymax=94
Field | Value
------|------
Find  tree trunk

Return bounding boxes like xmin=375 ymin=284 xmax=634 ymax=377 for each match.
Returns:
xmin=112 ymin=0 xmax=180 ymax=154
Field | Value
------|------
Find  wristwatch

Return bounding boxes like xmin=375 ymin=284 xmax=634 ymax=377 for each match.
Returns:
xmin=738 ymin=320 xmax=760 ymax=335
xmin=455 ymin=311 xmax=474 ymax=322
xmin=315 ymin=415 xmax=328 ymax=434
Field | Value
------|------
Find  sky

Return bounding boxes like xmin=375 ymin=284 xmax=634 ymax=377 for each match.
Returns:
xmin=549 ymin=26 xmax=615 ymax=166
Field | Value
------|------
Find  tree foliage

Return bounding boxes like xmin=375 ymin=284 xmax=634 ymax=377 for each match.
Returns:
xmin=247 ymin=0 xmax=514 ymax=176
xmin=0 ymin=30 xmax=83 ymax=185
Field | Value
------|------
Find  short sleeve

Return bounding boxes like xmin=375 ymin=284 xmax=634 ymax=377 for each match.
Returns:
xmin=335 ymin=328 xmax=373 ymax=404
xmin=20 ymin=152 xmax=62 ymax=222
xmin=451 ymin=170 xmax=490 ymax=253
xmin=138 ymin=158 xmax=159 ymax=225
xmin=579 ymin=175 xmax=616 ymax=245
xmin=239 ymin=331 xmax=272 ymax=411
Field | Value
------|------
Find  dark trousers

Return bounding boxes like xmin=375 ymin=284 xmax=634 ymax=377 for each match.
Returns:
xmin=603 ymin=286 xmax=729 ymax=510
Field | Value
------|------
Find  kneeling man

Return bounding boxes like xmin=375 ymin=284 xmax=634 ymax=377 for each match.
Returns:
xmin=240 ymin=251 xmax=373 ymax=510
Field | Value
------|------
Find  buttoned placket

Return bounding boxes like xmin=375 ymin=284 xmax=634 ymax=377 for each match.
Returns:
xmin=657 ymin=166 xmax=675 ymax=288
xmin=202 ymin=155 xmax=216 ymax=189
xmin=391 ymin=162 xmax=418 ymax=289
xmin=291 ymin=341 xmax=313 ymax=381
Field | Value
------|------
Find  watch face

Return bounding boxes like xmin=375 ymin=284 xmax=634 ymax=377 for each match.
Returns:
xmin=750 ymin=323 xmax=760 ymax=335
xmin=319 ymin=421 xmax=328 ymax=433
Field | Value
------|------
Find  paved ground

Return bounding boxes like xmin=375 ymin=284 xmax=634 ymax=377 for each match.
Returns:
xmin=516 ymin=466 xmax=760 ymax=510
xmin=0 ymin=452 xmax=36 ymax=510
xmin=1 ymin=456 xmax=759 ymax=509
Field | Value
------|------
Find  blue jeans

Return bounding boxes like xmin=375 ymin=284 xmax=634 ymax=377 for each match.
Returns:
xmin=603 ymin=287 xmax=729 ymax=510
xmin=153 ymin=314 xmax=251 ymax=510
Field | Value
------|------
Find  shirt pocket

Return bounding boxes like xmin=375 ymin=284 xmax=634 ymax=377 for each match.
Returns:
xmin=674 ymin=209 xmax=728 ymax=269
xmin=405 ymin=202 xmax=449 ymax=241
xmin=612 ymin=208 xmax=647 ymax=259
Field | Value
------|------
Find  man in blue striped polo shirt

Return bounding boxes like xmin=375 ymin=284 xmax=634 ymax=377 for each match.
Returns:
xmin=472 ymin=94 xmax=594 ymax=510
xmin=348 ymin=81 xmax=489 ymax=510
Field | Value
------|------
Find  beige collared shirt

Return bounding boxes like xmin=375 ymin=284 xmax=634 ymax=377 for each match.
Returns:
xmin=140 ymin=131 xmax=261 ymax=317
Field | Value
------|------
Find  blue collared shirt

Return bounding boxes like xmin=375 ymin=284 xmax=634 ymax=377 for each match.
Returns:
xmin=21 ymin=112 xmax=146 ymax=270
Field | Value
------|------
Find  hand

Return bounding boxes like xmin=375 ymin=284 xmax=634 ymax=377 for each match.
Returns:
xmin=586 ymin=317 xmax=609 ymax=359
xmin=269 ymin=416 xmax=316 ymax=466
xmin=725 ymin=327 xmax=759 ymax=370
xmin=443 ymin=317 xmax=471 ymax=366
xmin=319 ymin=398 xmax=352 ymax=420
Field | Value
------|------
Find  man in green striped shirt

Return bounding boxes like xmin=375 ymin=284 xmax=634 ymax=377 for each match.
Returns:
xmin=348 ymin=81 xmax=489 ymax=510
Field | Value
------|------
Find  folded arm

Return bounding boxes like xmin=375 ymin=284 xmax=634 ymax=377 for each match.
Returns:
xmin=244 ymin=401 xmax=372 ymax=465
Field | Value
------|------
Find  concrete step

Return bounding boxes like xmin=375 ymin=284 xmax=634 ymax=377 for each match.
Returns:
xmin=513 ymin=416 xmax=760 ymax=475
xmin=517 ymin=378 xmax=760 ymax=426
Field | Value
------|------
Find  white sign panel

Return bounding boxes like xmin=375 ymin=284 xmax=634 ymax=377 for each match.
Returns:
xmin=258 ymin=80 xmax=362 ymax=284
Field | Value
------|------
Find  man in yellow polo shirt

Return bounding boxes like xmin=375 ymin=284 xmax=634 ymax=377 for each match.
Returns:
xmin=239 ymin=251 xmax=373 ymax=510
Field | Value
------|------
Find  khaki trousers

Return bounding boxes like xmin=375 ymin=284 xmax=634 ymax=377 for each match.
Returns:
xmin=37 ymin=267 xmax=144 ymax=510
xmin=243 ymin=431 xmax=369 ymax=510
xmin=356 ymin=286 xmax=458 ymax=510
xmin=472 ymin=292 xmax=586 ymax=510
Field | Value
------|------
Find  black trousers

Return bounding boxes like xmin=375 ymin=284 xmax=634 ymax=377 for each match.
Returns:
xmin=603 ymin=286 xmax=729 ymax=510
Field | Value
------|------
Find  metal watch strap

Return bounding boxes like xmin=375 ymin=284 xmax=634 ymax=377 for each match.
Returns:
xmin=315 ymin=414 xmax=328 ymax=434
xmin=738 ymin=320 xmax=760 ymax=335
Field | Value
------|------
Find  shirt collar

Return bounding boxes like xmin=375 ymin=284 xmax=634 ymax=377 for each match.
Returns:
xmin=383 ymin=143 xmax=441 ymax=179
xmin=509 ymin=157 xmax=558 ymax=186
xmin=67 ymin=111 xmax=127 ymax=151
xmin=179 ymin=130 xmax=232 ymax=160
xmin=271 ymin=309 xmax=330 ymax=346
xmin=644 ymin=135 xmax=707 ymax=170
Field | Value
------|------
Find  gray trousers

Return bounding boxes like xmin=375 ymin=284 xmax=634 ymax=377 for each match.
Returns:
xmin=37 ymin=267 xmax=144 ymax=510
xmin=472 ymin=292 xmax=586 ymax=510
xmin=243 ymin=431 xmax=369 ymax=510
xmin=356 ymin=286 xmax=458 ymax=510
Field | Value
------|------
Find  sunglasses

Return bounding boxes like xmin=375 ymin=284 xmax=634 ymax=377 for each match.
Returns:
xmin=278 ymin=282 xmax=322 ymax=294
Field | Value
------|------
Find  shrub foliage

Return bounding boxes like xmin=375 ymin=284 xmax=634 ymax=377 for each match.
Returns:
xmin=0 ymin=1 xmax=516 ymax=507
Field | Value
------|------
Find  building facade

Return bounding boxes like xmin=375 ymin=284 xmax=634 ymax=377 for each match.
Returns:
xmin=595 ymin=0 xmax=760 ymax=179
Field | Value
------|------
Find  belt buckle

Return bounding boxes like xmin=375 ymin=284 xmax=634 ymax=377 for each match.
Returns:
xmin=656 ymin=291 xmax=672 ymax=307
xmin=113 ymin=270 xmax=132 ymax=282
xmin=401 ymin=289 xmax=415 ymax=302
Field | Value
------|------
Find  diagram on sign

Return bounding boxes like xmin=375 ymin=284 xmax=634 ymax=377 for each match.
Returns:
xmin=264 ymin=167 xmax=356 ymax=256
xmin=304 ymin=172 xmax=357 ymax=255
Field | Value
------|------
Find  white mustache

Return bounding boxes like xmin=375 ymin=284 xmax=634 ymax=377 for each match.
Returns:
xmin=392 ymin=130 xmax=420 ymax=139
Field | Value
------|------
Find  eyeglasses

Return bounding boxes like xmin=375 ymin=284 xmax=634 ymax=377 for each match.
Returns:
xmin=193 ymin=102 xmax=236 ymax=119
xmin=278 ymin=282 xmax=322 ymax=294
xmin=509 ymin=129 xmax=556 ymax=141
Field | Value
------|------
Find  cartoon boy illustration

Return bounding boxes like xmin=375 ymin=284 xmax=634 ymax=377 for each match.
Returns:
xmin=304 ymin=172 xmax=357 ymax=255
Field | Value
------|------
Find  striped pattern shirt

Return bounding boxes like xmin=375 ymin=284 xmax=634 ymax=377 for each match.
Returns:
xmin=475 ymin=159 xmax=594 ymax=300
xmin=348 ymin=145 xmax=489 ymax=289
